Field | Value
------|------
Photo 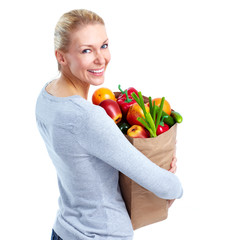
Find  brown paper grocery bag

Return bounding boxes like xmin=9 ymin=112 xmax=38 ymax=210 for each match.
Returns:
xmin=114 ymin=91 xmax=178 ymax=230
xmin=119 ymin=124 xmax=177 ymax=230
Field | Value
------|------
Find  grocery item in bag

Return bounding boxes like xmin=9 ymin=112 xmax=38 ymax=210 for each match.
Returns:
xmin=114 ymin=91 xmax=178 ymax=230
xmin=119 ymin=123 xmax=177 ymax=230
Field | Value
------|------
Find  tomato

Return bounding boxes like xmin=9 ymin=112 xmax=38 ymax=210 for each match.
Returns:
xmin=92 ymin=87 xmax=116 ymax=105
xmin=151 ymin=98 xmax=171 ymax=115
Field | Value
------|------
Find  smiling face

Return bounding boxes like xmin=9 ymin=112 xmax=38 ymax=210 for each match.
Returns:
xmin=61 ymin=24 xmax=111 ymax=86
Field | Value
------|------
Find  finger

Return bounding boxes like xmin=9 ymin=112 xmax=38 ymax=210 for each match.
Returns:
xmin=171 ymin=157 xmax=177 ymax=168
xmin=168 ymin=199 xmax=175 ymax=208
xmin=172 ymin=156 xmax=177 ymax=163
xmin=169 ymin=165 xmax=177 ymax=174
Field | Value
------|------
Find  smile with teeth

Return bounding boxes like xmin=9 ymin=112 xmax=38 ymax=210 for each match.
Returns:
xmin=88 ymin=67 xmax=104 ymax=74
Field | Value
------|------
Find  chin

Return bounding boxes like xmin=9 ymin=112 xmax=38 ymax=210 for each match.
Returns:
xmin=91 ymin=77 xmax=105 ymax=86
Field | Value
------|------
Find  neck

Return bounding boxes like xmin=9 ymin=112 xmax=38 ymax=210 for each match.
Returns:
xmin=58 ymin=72 xmax=90 ymax=100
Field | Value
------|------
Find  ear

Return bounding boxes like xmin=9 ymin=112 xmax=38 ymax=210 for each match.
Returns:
xmin=55 ymin=50 xmax=68 ymax=67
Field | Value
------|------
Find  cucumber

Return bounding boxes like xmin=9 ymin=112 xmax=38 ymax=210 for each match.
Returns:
xmin=171 ymin=110 xmax=183 ymax=123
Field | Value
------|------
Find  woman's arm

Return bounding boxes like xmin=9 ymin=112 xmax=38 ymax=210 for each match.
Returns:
xmin=167 ymin=156 xmax=178 ymax=207
xmin=74 ymin=105 xmax=183 ymax=200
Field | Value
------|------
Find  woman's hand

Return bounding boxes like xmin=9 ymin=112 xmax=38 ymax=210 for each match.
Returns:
xmin=167 ymin=153 xmax=178 ymax=208
xmin=167 ymin=199 xmax=175 ymax=208
xmin=169 ymin=156 xmax=177 ymax=174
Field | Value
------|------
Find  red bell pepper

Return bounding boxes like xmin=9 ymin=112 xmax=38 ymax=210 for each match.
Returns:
xmin=117 ymin=85 xmax=139 ymax=116
xmin=156 ymin=116 xmax=170 ymax=135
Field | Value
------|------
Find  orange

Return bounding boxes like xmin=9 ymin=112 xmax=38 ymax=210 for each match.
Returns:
xmin=151 ymin=98 xmax=171 ymax=115
xmin=92 ymin=87 xmax=116 ymax=105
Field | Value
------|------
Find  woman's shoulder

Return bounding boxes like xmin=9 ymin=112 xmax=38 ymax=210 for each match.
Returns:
xmin=70 ymin=97 xmax=107 ymax=121
xmin=36 ymin=81 xmax=108 ymax=128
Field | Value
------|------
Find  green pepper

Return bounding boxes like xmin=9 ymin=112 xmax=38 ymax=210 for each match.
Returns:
xmin=153 ymin=105 xmax=175 ymax=127
xmin=161 ymin=110 xmax=176 ymax=127
xmin=118 ymin=121 xmax=131 ymax=134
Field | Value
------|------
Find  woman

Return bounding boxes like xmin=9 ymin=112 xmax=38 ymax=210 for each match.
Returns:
xmin=36 ymin=9 xmax=183 ymax=240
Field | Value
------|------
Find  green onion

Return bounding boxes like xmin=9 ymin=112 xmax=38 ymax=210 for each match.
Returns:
xmin=137 ymin=117 xmax=153 ymax=137
xmin=149 ymin=97 xmax=153 ymax=118
xmin=153 ymin=101 xmax=156 ymax=122
xmin=155 ymin=97 xmax=165 ymax=130
xmin=131 ymin=92 xmax=157 ymax=138
xmin=145 ymin=112 xmax=156 ymax=137
xmin=131 ymin=92 xmax=140 ymax=105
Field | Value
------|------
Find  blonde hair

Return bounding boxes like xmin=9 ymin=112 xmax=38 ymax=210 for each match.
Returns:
xmin=54 ymin=9 xmax=105 ymax=71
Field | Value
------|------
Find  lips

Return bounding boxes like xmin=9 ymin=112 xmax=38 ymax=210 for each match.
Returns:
xmin=88 ymin=67 xmax=105 ymax=75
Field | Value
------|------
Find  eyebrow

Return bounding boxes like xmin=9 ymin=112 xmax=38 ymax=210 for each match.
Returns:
xmin=80 ymin=38 xmax=109 ymax=47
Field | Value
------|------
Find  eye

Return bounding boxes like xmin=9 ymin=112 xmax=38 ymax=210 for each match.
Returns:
xmin=82 ymin=49 xmax=91 ymax=54
xmin=101 ymin=43 xmax=108 ymax=49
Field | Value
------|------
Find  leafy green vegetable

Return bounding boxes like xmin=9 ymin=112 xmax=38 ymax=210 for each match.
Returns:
xmin=131 ymin=92 xmax=166 ymax=138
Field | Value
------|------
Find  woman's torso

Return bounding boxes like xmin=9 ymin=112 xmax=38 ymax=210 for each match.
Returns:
xmin=35 ymin=82 xmax=134 ymax=240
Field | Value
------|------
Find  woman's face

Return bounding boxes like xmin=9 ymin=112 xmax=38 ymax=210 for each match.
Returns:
xmin=64 ymin=24 xmax=111 ymax=86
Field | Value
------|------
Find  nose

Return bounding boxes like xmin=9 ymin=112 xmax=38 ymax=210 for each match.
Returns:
xmin=94 ymin=51 xmax=105 ymax=65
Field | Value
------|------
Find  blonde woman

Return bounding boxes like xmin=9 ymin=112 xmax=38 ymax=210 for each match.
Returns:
xmin=35 ymin=9 xmax=182 ymax=240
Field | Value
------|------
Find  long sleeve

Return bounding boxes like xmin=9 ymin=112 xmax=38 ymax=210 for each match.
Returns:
xmin=74 ymin=104 xmax=183 ymax=200
xmin=36 ymin=84 xmax=183 ymax=239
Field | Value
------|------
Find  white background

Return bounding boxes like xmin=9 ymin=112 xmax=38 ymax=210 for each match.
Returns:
xmin=1 ymin=0 xmax=229 ymax=239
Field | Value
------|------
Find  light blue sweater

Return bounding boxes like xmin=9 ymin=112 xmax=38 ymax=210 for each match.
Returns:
xmin=35 ymin=82 xmax=183 ymax=240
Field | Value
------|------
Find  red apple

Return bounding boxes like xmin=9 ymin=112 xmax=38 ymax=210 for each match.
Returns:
xmin=99 ymin=99 xmax=122 ymax=124
xmin=126 ymin=102 xmax=150 ymax=127
xmin=127 ymin=125 xmax=150 ymax=138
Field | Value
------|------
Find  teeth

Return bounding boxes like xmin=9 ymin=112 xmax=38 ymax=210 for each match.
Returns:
xmin=89 ymin=68 xmax=104 ymax=73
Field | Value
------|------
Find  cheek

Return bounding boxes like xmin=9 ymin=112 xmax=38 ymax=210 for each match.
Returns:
xmin=105 ymin=51 xmax=111 ymax=64
xmin=70 ymin=57 xmax=89 ymax=73
xmin=78 ymin=55 xmax=95 ymax=70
